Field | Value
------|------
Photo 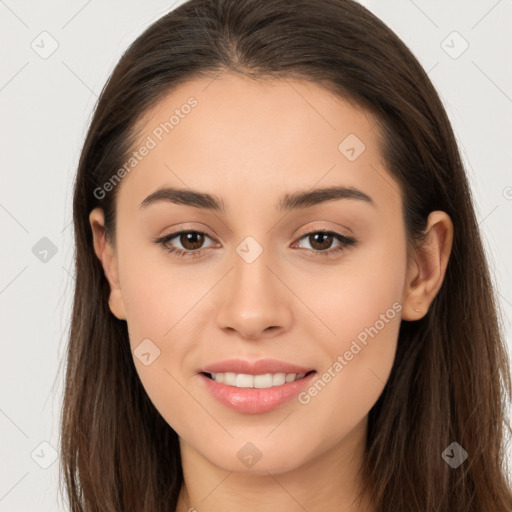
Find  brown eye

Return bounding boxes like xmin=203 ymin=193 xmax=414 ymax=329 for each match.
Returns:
xmin=293 ymin=230 xmax=357 ymax=258
xmin=178 ymin=231 xmax=205 ymax=251
xmin=307 ymin=232 xmax=335 ymax=251
xmin=154 ymin=230 xmax=215 ymax=257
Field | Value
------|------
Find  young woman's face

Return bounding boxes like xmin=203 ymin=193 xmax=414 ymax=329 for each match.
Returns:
xmin=93 ymin=73 xmax=414 ymax=474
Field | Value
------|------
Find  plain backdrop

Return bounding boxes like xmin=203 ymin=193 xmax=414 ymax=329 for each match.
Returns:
xmin=1 ymin=0 xmax=511 ymax=510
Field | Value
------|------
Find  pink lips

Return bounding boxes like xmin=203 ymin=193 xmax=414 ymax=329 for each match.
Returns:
xmin=198 ymin=358 xmax=316 ymax=414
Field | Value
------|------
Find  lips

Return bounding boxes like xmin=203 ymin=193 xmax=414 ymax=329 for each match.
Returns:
xmin=198 ymin=358 xmax=317 ymax=414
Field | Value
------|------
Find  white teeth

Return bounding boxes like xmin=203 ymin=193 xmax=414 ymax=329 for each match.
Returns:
xmin=235 ymin=374 xmax=254 ymax=388
xmin=223 ymin=372 xmax=236 ymax=386
xmin=209 ymin=371 xmax=308 ymax=388
xmin=254 ymin=373 xmax=273 ymax=388
xmin=272 ymin=373 xmax=286 ymax=386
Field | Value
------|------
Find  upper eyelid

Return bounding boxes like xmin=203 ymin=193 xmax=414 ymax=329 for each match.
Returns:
xmin=160 ymin=219 xmax=353 ymax=237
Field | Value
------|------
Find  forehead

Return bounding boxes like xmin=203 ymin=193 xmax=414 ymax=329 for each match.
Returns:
xmin=117 ymin=73 xmax=400 ymax=218
xmin=134 ymin=73 xmax=376 ymax=153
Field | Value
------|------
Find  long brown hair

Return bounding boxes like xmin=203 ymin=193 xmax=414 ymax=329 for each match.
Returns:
xmin=60 ymin=0 xmax=512 ymax=510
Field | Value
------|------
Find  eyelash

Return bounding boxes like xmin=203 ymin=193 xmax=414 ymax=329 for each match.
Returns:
xmin=153 ymin=229 xmax=357 ymax=259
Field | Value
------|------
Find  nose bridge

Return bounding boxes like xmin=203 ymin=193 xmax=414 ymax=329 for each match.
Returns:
xmin=214 ymin=233 xmax=292 ymax=338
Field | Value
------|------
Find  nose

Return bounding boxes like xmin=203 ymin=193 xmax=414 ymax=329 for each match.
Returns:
xmin=215 ymin=248 xmax=293 ymax=340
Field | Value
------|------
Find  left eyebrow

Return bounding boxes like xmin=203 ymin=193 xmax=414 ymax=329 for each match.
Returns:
xmin=138 ymin=185 xmax=375 ymax=212
xmin=277 ymin=185 xmax=375 ymax=211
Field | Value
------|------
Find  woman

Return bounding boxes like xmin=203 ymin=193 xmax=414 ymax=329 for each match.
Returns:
xmin=60 ymin=0 xmax=512 ymax=510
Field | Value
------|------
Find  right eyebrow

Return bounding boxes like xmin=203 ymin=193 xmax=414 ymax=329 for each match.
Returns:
xmin=139 ymin=187 xmax=225 ymax=211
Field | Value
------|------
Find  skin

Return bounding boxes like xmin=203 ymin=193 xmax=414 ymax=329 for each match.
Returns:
xmin=89 ymin=73 xmax=453 ymax=512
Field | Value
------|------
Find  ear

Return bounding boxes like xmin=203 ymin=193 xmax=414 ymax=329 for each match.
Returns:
xmin=89 ymin=208 xmax=126 ymax=320
xmin=402 ymin=210 xmax=453 ymax=321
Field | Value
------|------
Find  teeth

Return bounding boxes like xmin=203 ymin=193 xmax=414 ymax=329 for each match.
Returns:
xmin=236 ymin=373 xmax=254 ymax=388
xmin=210 ymin=372 xmax=308 ymax=388
xmin=272 ymin=373 xmax=286 ymax=386
xmin=254 ymin=374 xmax=273 ymax=388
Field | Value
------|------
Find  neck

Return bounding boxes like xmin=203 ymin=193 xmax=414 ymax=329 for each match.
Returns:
xmin=175 ymin=416 xmax=374 ymax=512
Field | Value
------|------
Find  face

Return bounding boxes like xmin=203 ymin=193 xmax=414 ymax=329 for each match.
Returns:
xmin=92 ymin=73 xmax=412 ymax=475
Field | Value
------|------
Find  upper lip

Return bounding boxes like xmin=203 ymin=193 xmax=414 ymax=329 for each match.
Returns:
xmin=200 ymin=358 xmax=315 ymax=375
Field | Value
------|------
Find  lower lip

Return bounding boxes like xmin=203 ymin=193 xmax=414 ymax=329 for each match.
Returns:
xmin=199 ymin=372 xmax=317 ymax=414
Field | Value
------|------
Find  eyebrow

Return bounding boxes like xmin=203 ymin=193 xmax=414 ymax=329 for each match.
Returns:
xmin=139 ymin=185 xmax=375 ymax=212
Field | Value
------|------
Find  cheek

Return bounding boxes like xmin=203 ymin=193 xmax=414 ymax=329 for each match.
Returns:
xmin=299 ymin=227 xmax=406 ymax=353
xmin=289 ymin=297 xmax=402 ymax=461
xmin=118 ymin=260 xmax=203 ymax=436
xmin=294 ymin=232 xmax=405 ymax=418
xmin=116 ymin=247 xmax=213 ymax=424
xmin=118 ymin=242 xmax=206 ymax=347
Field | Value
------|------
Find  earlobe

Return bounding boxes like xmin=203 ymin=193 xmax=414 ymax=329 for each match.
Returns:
xmin=402 ymin=211 xmax=453 ymax=321
xmin=108 ymin=290 xmax=126 ymax=321
xmin=89 ymin=208 xmax=127 ymax=320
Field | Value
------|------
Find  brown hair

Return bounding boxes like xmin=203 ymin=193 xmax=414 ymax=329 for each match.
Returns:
xmin=60 ymin=0 xmax=512 ymax=510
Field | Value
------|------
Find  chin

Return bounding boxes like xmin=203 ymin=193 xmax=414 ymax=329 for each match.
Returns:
xmin=202 ymin=438 xmax=313 ymax=476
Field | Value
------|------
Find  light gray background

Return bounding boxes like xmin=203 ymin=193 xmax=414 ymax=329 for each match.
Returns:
xmin=1 ymin=0 xmax=511 ymax=510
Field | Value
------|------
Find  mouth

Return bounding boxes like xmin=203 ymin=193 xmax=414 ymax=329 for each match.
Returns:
xmin=201 ymin=370 xmax=316 ymax=389
xmin=197 ymin=359 xmax=317 ymax=414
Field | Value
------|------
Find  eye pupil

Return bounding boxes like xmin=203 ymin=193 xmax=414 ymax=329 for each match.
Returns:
xmin=181 ymin=232 xmax=204 ymax=250
xmin=310 ymin=232 xmax=333 ymax=251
